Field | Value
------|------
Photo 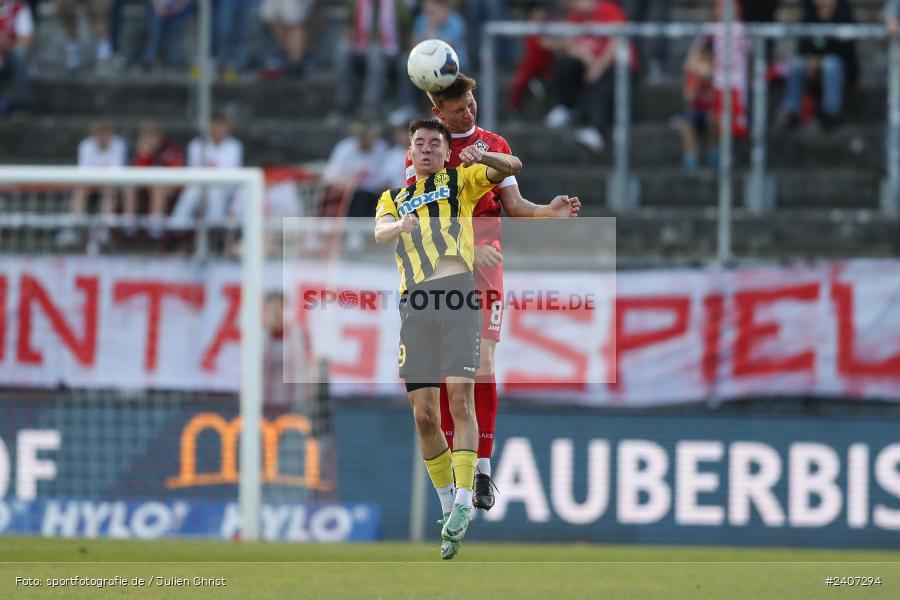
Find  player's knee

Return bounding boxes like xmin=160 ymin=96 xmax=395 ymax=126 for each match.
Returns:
xmin=447 ymin=390 xmax=475 ymax=422
xmin=413 ymin=404 xmax=441 ymax=436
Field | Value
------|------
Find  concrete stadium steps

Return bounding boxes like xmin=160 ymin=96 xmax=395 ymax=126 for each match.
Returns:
xmin=24 ymin=76 xmax=891 ymax=124
xmin=0 ymin=114 xmax=887 ymax=174
xmin=612 ymin=209 xmax=900 ymax=267
xmin=515 ymin=168 xmax=882 ymax=211
xmin=500 ymin=122 xmax=884 ymax=169
xmin=25 ymin=76 xmax=336 ymax=122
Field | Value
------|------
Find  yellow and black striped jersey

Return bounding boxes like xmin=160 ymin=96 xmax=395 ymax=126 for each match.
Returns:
xmin=375 ymin=164 xmax=497 ymax=293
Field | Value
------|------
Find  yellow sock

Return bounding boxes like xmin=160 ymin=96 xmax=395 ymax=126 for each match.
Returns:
xmin=452 ymin=450 xmax=477 ymax=491
xmin=424 ymin=448 xmax=453 ymax=489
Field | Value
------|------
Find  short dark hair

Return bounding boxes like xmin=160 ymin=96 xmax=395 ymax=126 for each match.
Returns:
xmin=428 ymin=73 xmax=477 ymax=107
xmin=408 ymin=118 xmax=452 ymax=145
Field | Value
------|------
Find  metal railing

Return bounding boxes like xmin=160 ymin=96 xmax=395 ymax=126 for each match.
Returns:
xmin=0 ymin=167 xmax=327 ymax=258
xmin=480 ymin=18 xmax=895 ymax=263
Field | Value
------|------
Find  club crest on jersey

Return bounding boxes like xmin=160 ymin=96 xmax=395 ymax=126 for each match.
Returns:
xmin=434 ymin=173 xmax=450 ymax=186
xmin=474 ymin=140 xmax=490 ymax=152
xmin=398 ymin=187 xmax=450 ymax=217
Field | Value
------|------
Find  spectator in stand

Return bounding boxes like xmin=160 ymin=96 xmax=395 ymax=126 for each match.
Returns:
xmin=678 ymin=37 xmax=716 ymax=169
xmin=172 ymin=113 xmax=244 ymax=225
xmin=74 ymin=119 xmax=128 ymax=214
xmin=704 ymin=0 xmax=749 ymax=167
xmin=391 ymin=0 xmax=467 ymax=121
xmin=464 ymin=0 xmax=504 ymax=72
xmin=544 ymin=0 xmax=636 ymax=153
xmin=778 ymin=0 xmax=857 ymax=131
xmin=260 ymin=0 xmax=317 ymax=79
xmin=509 ymin=0 xmax=555 ymax=111
xmin=676 ymin=1 xmax=748 ymax=170
xmin=321 ymin=115 xmax=388 ymax=218
xmin=57 ymin=120 xmax=127 ymax=248
xmin=142 ymin=0 xmax=194 ymax=71
xmin=0 ymin=0 xmax=32 ymax=117
xmin=216 ymin=0 xmax=260 ymax=80
xmin=413 ymin=0 xmax=468 ymax=70
xmin=109 ymin=0 xmax=126 ymax=63
xmin=888 ymin=0 xmax=900 ymax=37
xmin=625 ymin=0 xmax=672 ymax=82
xmin=334 ymin=0 xmax=412 ymax=119
xmin=123 ymin=120 xmax=184 ymax=237
xmin=57 ymin=0 xmax=115 ymax=72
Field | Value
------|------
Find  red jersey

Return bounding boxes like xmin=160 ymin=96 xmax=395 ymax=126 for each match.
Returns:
xmin=567 ymin=1 xmax=638 ymax=70
xmin=0 ymin=2 xmax=29 ymax=50
xmin=405 ymin=126 xmax=515 ymax=247
xmin=134 ymin=140 xmax=184 ymax=168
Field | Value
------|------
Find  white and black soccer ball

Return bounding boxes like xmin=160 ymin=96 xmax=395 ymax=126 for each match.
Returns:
xmin=407 ymin=39 xmax=460 ymax=93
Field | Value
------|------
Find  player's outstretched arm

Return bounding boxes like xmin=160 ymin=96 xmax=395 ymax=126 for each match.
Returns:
xmin=459 ymin=146 xmax=522 ymax=182
xmin=374 ymin=214 xmax=419 ymax=244
xmin=499 ymin=185 xmax=581 ymax=219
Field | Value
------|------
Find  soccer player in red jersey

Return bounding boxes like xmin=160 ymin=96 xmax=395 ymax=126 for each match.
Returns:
xmin=404 ymin=73 xmax=580 ymax=511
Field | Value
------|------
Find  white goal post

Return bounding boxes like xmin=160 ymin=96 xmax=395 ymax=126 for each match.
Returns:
xmin=0 ymin=166 xmax=266 ymax=542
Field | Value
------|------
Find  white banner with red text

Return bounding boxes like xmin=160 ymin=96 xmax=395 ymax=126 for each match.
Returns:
xmin=0 ymin=257 xmax=898 ymax=404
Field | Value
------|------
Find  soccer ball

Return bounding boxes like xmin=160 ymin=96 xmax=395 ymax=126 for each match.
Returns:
xmin=407 ymin=39 xmax=460 ymax=93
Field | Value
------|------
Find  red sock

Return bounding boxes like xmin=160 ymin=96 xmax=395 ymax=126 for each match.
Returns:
xmin=475 ymin=374 xmax=498 ymax=459
xmin=439 ymin=380 xmax=454 ymax=450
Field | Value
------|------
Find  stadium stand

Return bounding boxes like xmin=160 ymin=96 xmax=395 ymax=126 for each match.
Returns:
xmin=1 ymin=0 xmax=897 ymax=266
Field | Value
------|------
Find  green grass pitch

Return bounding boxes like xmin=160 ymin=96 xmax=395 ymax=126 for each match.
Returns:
xmin=1 ymin=537 xmax=898 ymax=599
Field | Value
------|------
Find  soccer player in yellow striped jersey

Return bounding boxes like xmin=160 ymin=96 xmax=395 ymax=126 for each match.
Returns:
xmin=374 ymin=118 xmax=522 ymax=559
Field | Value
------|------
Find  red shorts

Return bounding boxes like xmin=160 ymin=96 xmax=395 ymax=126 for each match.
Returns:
xmin=475 ymin=260 xmax=504 ymax=342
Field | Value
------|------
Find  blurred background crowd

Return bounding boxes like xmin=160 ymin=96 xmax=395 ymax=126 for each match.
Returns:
xmin=0 ymin=0 xmax=896 ymax=260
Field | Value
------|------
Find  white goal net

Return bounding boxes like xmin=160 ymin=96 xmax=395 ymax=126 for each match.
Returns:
xmin=0 ymin=166 xmax=273 ymax=541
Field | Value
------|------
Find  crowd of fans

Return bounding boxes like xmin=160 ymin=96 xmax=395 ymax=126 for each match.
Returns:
xmin=0 ymin=1 xmax=883 ymax=126
xmin=56 ymin=113 xmax=310 ymax=248
xmin=0 ymin=0 xmax=894 ymax=248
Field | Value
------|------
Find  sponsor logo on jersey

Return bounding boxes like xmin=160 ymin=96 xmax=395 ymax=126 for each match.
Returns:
xmin=398 ymin=186 xmax=450 ymax=217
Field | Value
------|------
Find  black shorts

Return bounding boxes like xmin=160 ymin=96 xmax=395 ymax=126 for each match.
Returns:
xmin=398 ymin=272 xmax=481 ymax=386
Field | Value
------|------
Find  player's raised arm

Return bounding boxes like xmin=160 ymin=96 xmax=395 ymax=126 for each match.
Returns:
xmin=499 ymin=186 xmax=582 ymax=219
xmin=458 ymin=145 xmax=522 ymax=182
